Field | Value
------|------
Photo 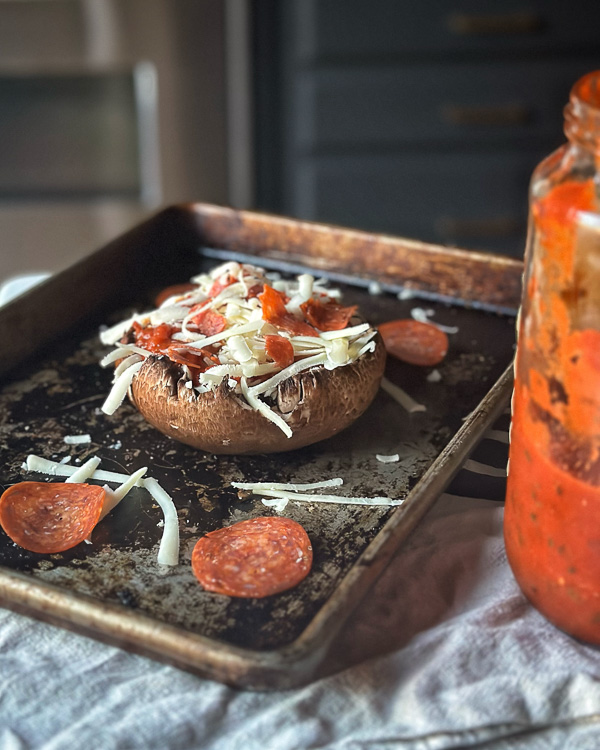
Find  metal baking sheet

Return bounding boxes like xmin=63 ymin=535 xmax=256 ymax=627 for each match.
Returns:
xmin=0 ymin=204 xmax=521 ymax=689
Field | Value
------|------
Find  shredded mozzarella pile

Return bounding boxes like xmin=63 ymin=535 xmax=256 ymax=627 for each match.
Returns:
xmin=23 ymin=455 xmax=178 ymax=566
xmin=99 ymin=261 xmax=377 ymax=436
xmin=231 ymin=478 xmax=401 ymax=507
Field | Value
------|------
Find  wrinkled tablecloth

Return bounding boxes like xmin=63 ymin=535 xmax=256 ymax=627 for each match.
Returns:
xmin=1 ymin=420 xmax=600 ymax=750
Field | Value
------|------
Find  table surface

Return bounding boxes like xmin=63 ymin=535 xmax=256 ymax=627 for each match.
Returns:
xmin=1 ymin=411 xmax=600 ymax=750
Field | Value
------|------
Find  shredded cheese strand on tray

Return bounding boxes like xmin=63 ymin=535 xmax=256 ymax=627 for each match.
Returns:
xmin=99 ymin=467 xmax=148 ymax=521
xmin=254 ymin=489 xmax=401 ymax=506
xmin=232 ymin=478 xmax=344 ymax=491
xmin=142 ymin=478 xmax=180 ymax=566
xmin=380 ymin=377 xmax=427 ymax=414
xmin=23 ymin=455 xmax=176 ymax=566
xmin=65 ymin=456 xmax=101 ymax=484
xmin=25 ymin=455 xmax=146 ymax=485
xmin=231 ymin=478 xmax=402 ymax=506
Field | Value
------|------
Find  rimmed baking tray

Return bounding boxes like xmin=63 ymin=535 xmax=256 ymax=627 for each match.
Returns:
xmin=0 ymin=204 xmax=522 ymax=690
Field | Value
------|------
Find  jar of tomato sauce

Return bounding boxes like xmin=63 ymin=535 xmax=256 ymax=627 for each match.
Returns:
xmin=504 ymin=70 xmax=600 ymax=643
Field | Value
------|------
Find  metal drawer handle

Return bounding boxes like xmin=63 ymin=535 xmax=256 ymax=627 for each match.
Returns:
xmin=447 ymin=10 xmax=543 ymax=35
xmin=437 ymin=215 xmax=523 ymax=239
xmin=442 ymin=103 xmax=533 ymax=126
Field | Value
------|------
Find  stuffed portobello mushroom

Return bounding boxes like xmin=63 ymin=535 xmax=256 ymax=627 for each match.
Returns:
xmin=100 ymin=261 xmax=386 ymax=454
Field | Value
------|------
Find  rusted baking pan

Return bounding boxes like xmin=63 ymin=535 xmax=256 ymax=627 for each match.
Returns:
xmin=0 ymin=204 xmax=522 ymax=690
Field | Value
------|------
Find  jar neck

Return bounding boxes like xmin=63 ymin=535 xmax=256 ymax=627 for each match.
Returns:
xmin=564 ymin=71 xmax=600 ymax=156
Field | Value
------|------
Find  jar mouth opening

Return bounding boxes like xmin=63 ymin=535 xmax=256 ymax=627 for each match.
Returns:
xmin=564 ymin=71 xmax=600 ymax=153
xmin=570 ymin=70 xmax=600 ymax=112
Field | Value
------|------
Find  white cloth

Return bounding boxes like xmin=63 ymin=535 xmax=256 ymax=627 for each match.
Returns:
xmin=1 ymin=492 xmax=599 ymax=750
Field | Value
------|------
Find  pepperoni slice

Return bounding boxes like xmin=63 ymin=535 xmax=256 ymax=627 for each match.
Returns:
xmin=208 ymin=275 xmax=235 ymax=298
xmin=188 ymin=307 xmax=227 ymax=336
xmin=192 ymin=516 xmax=313 ymax=598
xmin=264 ymin=334 xmax=295 ymax=368
xmin=259 ymin=284 xmax=288 ymax=318
xmin=0 ymin=481 xmax=106 ymax=554
xmin=260 ymin=285 xmax=318 ymax=337
xmin=378 ymin=319 xmax=449 ymax=366
xmin=154 ymin=283 xmax=197 ymax=307
xmin=300 ymin=298 xmax=357 ymax=331
xmin=166 ymin=344 xmax=220 ymax=370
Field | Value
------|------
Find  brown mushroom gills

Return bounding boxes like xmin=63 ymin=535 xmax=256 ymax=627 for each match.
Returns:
xmin=129 ymin=334 xmax=386 ymax=454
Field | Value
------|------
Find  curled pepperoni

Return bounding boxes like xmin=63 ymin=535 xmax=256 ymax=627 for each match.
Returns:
xmin=259 ymin=284 xmax=288 ymax=318
xmin=154 ymin=283 xmax=197 ymax=307
xmin=264 ymin=334 xmax=295 ymax=368
xmin=300 ymin=298 xmax=358 ymax=331
xmin=166 ymin=345 xmax=220 ymax=370
xmin=208 ymin=275 xmax=236 ymax=298
xmin=192 ymin=516 xmax=313 ymax=598
xmin=0 ymin=481 xmax=106 ymax=554
xmin=378 ymin=319 xmax=449 ymax=366
xmin=260 ymin=285 xmax=317 ymax=337
xmin=188 ymin=307 xmax=227 ymax=336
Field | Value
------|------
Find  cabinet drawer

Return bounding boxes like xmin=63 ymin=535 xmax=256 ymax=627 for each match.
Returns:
xmin=292 ymin=58 xmax=597 ymax=151
xmin=288 ymin=149 xmax=547 ymax=257
xmin=291 ymin=0 xmax=600 ymax=61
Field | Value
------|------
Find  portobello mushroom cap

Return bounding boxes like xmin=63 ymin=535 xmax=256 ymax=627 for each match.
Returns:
xmin=128 ymin=333 xmax=387 ymax=454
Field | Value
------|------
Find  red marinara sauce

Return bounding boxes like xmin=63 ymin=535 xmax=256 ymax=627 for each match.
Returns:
xmin=504 ymin=175 xmax=600 ymax=643
xmin=132 ymin=321 xmax=176 ymax=354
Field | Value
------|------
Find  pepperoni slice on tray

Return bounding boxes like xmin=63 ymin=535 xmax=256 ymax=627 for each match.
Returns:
xmin=378 ymin=319 xmax=449 ymax=366
xmin=191 ymin=516 xmax=313 ymax=598
xmin=154 ymin=283 xmax=197 ymax=307
xmin=0 ymin=481 xmax=106 ymax=554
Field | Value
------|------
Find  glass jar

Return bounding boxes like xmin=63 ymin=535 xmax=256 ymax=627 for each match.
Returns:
xmin=504 ymin=70 xmax=600 ymax=643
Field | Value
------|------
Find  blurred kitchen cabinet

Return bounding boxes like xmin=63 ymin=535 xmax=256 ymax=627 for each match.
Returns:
xmin=252 ymin=0 xmax=600 ymax=258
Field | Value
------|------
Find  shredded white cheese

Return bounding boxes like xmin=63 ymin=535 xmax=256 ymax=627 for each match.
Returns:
xmin=102 ymin=360 xmax=144 ymax=415
xmin=114 ymin=353 xmax=144 ymax=379
xmin=240 ymin=376 xmax=293 ymax=438
xmin=65 ymin=456 xmax=101 ymax=484
xmin=232 ymin=478 xmax=344 ymax=492
xmin=100 ymin=344 xmax=151 ymax=367
xmin=98 ymin=467 xmax=148 ymax=521
xmin=485 ymin=429 xmax=510 ymax=444
xmin=24 ymin=455 xmax=146 ymax=485
xmin=142 ymin=477 xmax=180 ymax=566
xmin=251 ymin=488 xmax=401 ymax=506
xmin=261 ymin=497 xmax=290 ymax=512
xmin=100 ymin=314 xmax=141 ymax=346
xmin=380 ymin=377 xmax=427 ymax=414
xmin=410 ymin=307 xmax=459 ymax=334
xmin=232 ymin=478 xmax=401 ymax=506
xmin=63 ymin=434 xmax=92 ymax=445
xmin=464 ymin=459 xmax=507 ymax=478
xmin=248 ymin=352 xmax=328 ymax=398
